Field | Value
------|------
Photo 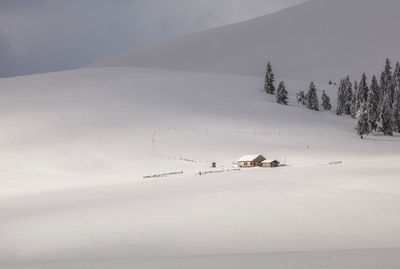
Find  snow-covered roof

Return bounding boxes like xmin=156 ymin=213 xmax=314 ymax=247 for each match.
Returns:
xmin=237 ymin=155 xmax=264 ymax=162
xmin=262 ymin=159 xmax=279 ymax=163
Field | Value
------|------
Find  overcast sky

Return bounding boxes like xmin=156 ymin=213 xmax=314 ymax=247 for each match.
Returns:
xmin=0 ymin=0 xmax=305 ymax=77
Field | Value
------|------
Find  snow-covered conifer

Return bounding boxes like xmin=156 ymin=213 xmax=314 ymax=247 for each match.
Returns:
xmin=355 ymin=102 xmax=370 ymax=139
xmin=394 ymin=62 xmax=400 ymax=85
xmin=276 ymin=81 xmax=289 ymax=105
xmin=306 ymin=82 xmax=319 ymax=111
xmin=264 ymin=62 xmax=276 ymax=95
xmin=366 ymin=75 xmax=380 ymax=131
xmin=356 ymin=73 xmax=369 ymax=111
xmin=380 ymin=93 xmax=394 ymax=136
xmin=379 ymin=71 xmax=385 ymax=107
xmin=296 ymin=91 xmax=306 ymax=106
xmin=381 ymin=59 xmax=393 ymax=105
xmin=393 ymin=62 xmax=400 ymax=105
xmin=336 ymin=79 xmax=345 ymax=115
xmin=343 ymin=76 xmax=353 ymax=115
xmin=321 ymin=90 xmax=332 ymax=110
xmin=350 ymin=81 xmax=358 ymax=118
xmin=393 ymin=78 xmax=400 ymax=133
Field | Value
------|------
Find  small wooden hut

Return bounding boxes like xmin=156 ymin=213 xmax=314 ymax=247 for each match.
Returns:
xmin=261 ymin=159 xmax=280 ymax=168
xmin=237 ymin=155 xmax=266 ymax=168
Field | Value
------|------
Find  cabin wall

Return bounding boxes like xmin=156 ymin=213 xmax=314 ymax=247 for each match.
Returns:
xmin=238 ymin=156 xmax=267 ymax=168
xmin=238 ymin=161 xmax=254 ymax=167
xmin=262 ymin=162 xmax=279 ymax=168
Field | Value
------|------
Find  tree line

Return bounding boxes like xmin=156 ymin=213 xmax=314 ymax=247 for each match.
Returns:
xmin=264 ymin=60 xmax=400 ymax=139
xmin=337 ymin=59 xmax=400 ymax=138
xmin=264 ymin=62 xmax=332 ymax=111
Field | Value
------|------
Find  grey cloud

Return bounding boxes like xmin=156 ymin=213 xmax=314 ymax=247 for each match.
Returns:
xmin=0 ymin=0 xmax=306 ymax=77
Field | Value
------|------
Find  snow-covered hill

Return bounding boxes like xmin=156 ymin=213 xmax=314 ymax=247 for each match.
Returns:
xmin=0 ymin=67 xmax=345 ymax=197
xmin=91 ymin=0 xmax=400 ymax=82
xmin=1 ymin=66 xmax=400 ymax=269
xmin=1 ymin=0 xmax=400 ymax=268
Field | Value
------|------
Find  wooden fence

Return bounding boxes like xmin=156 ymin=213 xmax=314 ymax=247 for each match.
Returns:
xmin=197 ymin=168 xmax=241 ymax=176
xmin=143 ymin=171 xmax=184 ymax=179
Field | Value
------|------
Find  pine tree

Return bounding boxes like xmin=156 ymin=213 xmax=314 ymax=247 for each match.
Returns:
xmin=393 ymin=61 xmax=400 ymax=107
xmin=380 ymin=93 xmax=394 ymax=136
xmin=350 ymin=81 xmax=358 ymax=118
xmin=321 ymin=90 xmax=332 ymax=110
xmin=381 ymin=59 xmax=394 ymax=105
xmin=379 ymin=71 xmax=386 ymax=109
xmin=276 ymin=81 xmax=289 ymax=105
xmin=297 ymin=91 xmax=306 ymax=106
xmin=393 ymin=62 xmax=400 ymax=86
xmin=355 ymin=102 xmax=370 ymax=139
xmin=264 ymin=62 xmax=276 ymax=95
xmin=366 ymin=75 xmax=380 ymax=131
xmin=306 ymin=82 xmax=319 ymax=111
xmin=356 ymin=73 xmax=369 ymax=112
xmin=336 ymin=79 xmax=345 ymax=115
xmin=343 ymin=76 xmax=353 ymax=115
xmin=393 ymin=78 xmax=400 ymax=133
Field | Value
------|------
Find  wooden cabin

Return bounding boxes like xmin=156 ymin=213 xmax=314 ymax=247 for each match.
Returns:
xmin=261 ymin=159 xmax=280 ymax=168
xmin=237 ymin=155 xmax=266 ymax=168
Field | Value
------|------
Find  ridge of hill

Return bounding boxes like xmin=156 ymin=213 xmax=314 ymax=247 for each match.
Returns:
xmin=90 ymin=0 xmax=400 ymax=82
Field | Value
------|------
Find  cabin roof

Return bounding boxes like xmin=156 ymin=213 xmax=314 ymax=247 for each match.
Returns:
xmin=237 ymin=154 xmax=265 ymax=162
xmin=262 ymin=159 xmax=279 ymax=163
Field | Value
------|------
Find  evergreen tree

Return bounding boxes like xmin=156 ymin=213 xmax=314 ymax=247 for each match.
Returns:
xmin=355 ymin=102 xmax=370 ymax=139
xmin=356 ymin=73 xmax=369 ymax=111
xmin=379 ymin=71 xmax=386 ymax=108
xmin=366 ymin=75 xmax=380 ymax=131
xmin=306 ymin=82 xmax=319 ymax=111
xmin=297 ymin=91 xmax=306 ymax=106
xmin=381 ymin=59 xmax=394 ymax=105
xmin=380 ymin=93 xmax=394 ymax=136
xmin=264 ymin=62 xmax=276 ymax=95
xmin=393 ymin=62 xmax=400 ymax=106
xmin=393 ymin=62 xmax=400 ymax=86
xmin=336 ymin=79 xmax=345 ymax=115
xmin=343 ymin=76 xmax=353 ymax=115
xmin=321 ymin=90 xmax=332 ymax=110
xmin=350 ymin=81 xmax=358 ymax=118
xmin=393 ymin=78 xmax=400 ymax=133
xmin=276 ymin=81 xmax=289 ymax=105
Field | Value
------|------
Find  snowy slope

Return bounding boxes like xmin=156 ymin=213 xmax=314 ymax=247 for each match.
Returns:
xmin=2 ymin=162 xmax=400 ymax=269
xmin=1 ymin=67 xmax=400 ymax=269
xmin=0 ymin=67 xmax=346 ymax=197
xmin=2 ymin=0 xmax=400 ymax=268
xmin=91 ymin=0 xmax=400 ymax=82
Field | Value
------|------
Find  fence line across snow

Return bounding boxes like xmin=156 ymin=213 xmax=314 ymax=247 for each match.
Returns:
xmin=197 ymin=168 xmax=241 ymax=176
xmin=143 ymin=171 xmax=184 ymax=179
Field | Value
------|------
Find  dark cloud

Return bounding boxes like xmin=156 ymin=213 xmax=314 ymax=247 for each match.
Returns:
xmin=0 ymin=0 xmax=305 ymax=77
